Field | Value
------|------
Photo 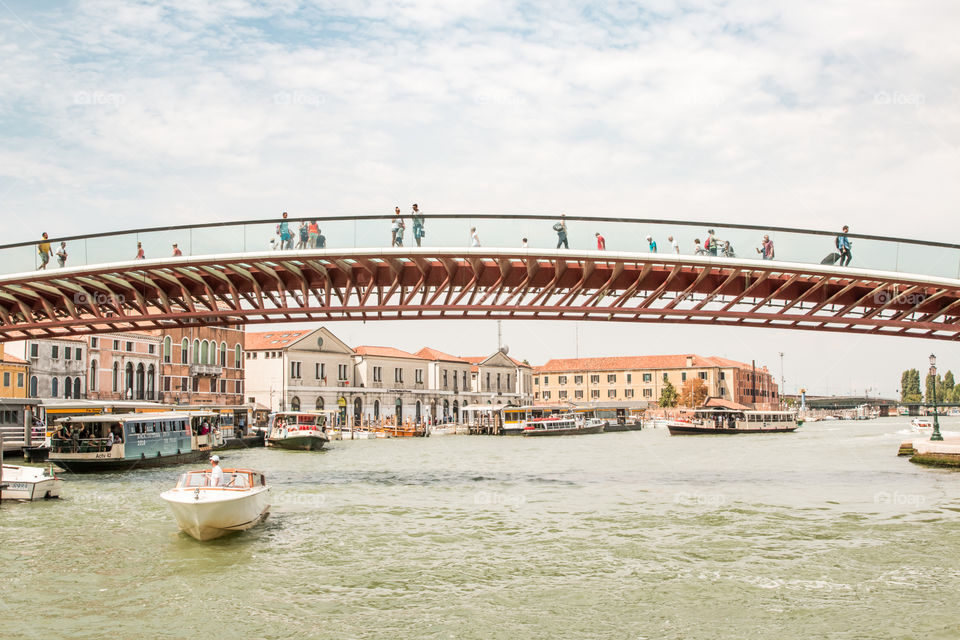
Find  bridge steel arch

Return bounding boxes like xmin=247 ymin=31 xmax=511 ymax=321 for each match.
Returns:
xmin=0 ymin=248 xmax=959 ymax=342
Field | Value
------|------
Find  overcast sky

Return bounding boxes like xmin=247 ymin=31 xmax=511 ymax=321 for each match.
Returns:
xmin=2 ymin=0 xmax=959 ymax=397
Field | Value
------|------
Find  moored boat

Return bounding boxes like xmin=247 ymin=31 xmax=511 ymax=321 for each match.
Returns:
xmin=910 ymin=418 xmax=934 ymax=432
xmin=0 ymin=464 xmax=63 ymax=501
xmin=266 ymin=412 xmax=330 ymax=451
xmin=667 ymin=409 xmax=800 ymax=435
xmin=161 ymin=467 xmax=270 ymax=541
xmin=49 ymin=412 xmax=205 ymax=473
xmin=523 ymin=414 xmax=605 ymax=437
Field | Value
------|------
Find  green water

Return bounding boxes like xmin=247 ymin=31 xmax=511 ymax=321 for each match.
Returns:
xmin=2 ymin=418 xmax=958 ymax=639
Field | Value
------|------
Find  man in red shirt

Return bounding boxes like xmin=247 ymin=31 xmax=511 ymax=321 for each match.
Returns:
xmin=595 ymin=232 xmax=606 ymax=250
xmin=172 ymin=243 xmax=183 ymax=257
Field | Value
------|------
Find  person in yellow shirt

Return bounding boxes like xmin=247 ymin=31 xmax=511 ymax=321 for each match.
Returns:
xmin=37 ymin=232 xmax=52 ymax=270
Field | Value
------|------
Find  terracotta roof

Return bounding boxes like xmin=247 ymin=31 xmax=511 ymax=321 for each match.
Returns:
xmin=415 ymin=347 xmax=470 ymax=363
xmin=703 ymin=397 xmax=752 ymax=410
xmin=354 ymin=346 xmax=425 ymax=360
xmin=2 ymin=353 xmax=27 ymax=365
xmin=245 ymin=330 xmax=312 ymax=350
xmin=460 ymin=353 xmax=528 ymax=368
xmin=534 ymin=354 xmax=757 ymax=373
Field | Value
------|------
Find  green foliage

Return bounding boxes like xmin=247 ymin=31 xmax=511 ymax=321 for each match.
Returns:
xmin=900 ymin=369 xmax=922 ymax=404
xmin=943 ymin=370 xmax=955 ymax=394
xmin=658 ymin=380 xmax=679 ymax=408
xmin=925 ymin=373 xmax=943 ymax=403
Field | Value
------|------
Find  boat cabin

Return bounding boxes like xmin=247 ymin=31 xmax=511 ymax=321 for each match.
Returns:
xmin=51 ymin=412 xmax=194 ymax=461
xmin=174 ymin=468 xmax=266 ymax=490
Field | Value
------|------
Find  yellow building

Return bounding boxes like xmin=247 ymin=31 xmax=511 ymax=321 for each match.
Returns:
xmin=0 ymin=343 xmax=29 ymax=399
xmin=533 ymin=354 xmax=779 ymax=409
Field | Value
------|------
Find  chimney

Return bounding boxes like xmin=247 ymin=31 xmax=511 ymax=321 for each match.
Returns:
xmin=685 ymin=355 xmax=693 ymax=368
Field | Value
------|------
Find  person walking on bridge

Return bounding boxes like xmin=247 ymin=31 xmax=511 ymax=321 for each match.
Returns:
xmin=37 ymin=233 xmax=52 ymax=270
xmin=411 ymin=204 xmax=425 ymax=247
xmin=56 ymin=242 xmax=68 ymax=268
xmin=595 ymin=232 xmax=606 ymax=250
xmin=554 ymin=215 xmax=569 ymax=249
xmin=135 ymin=242 xmax=145 ymax=260
xmin=470 ymin=227 xmax=481 ymax=247
xmin=757 ymin=235 xmax=774 ymax=260
xmin=646 ymin=235 xmax=658 ymax=252
xmin=172 ymin=243 xmax=183 ymax=257
xmin=277 ymin=212 xmax=293 ymax=250
xmin=391 ymin=207 xmax=403 ymax=247
xmin=307 ymin=220 xmax=319 ymax=248
xmin=836 ymin=225 xmax=852 ymax=266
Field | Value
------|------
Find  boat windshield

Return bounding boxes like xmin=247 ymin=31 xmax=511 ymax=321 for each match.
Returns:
xmin=177 ymin=471 xmax=254 ymax=488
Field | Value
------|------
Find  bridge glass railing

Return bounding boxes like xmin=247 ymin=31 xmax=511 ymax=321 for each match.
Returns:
xmin=1 ymin=216 xmax=958 ymax=282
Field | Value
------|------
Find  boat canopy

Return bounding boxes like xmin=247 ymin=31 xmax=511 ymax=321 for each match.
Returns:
xmin=55 ymin=411 xmax=193 ymax=423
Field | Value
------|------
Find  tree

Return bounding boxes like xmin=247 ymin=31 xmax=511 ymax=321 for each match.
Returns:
xmin=943 ymin=370 xmax=955 ymax=396
xmin=900 ymin=369 xmax=922 ymax=404
xmin=680 ymin=378 xmax=709 ymax=408
xmin=925 ymin=373 xmax=943 ymax=404
xmin=658 ymin=380 xmax=679 ymax=408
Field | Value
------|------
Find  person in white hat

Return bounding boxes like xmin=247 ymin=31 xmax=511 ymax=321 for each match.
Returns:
xmin=209 ymin=454 xmax=223 ymax=487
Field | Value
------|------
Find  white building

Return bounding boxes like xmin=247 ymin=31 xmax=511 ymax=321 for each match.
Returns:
xmin=6 ymin=337 xmax=88 ymax=399
xmin=244 ymin=327 xmax=533 ymax=426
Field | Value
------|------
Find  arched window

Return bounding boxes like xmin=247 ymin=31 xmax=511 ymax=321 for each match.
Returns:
xmin=235 ymin=344 xmax=242 ymax=368
xmin=395 ymin=397 xmax=403 ymax=422
xmin=125 ymin=363 xmax=134 ymax=398
xmin=135 ymin=363 xmax=145 ymax=400
xmin=201 ymin=340 xmax=209 ymax=365
xmin=29 ymin=376 xmax=38 ymax=398
xmin=112 ymin=362 xmax=119 ymax=392
xmin=220 ymin=342 xmax=227 ymax=367
xmin=453 ymin=400 xmax=459 ymax=421
xmin=290 ymin=396 xmax=301 ymax=411
xmin=415 ymin=400 xmax=421 ymax=423
xmin=51 ymin=377 xmax=59 ymax=398
xmin=64 ymin=376 xmax=73 ymax=399
xmin=374 ymin=399 xmax=380 ymax=419
xmin=443 ymin=399 xmax=449 ymax=418
xmin=315 ymin=397 xmax=324 ymax=410
xmin=74 ymin=377 xmax=81 ymax=399
xmin=89 ymin=360 xmax=98 ymax=392
xmin=181 ymin=338 xmax=189 ymax=364
xmin=193 ymin=339 xmax=200 ymax=364
xmin=146 ymin=365 xmax=156 ymax=401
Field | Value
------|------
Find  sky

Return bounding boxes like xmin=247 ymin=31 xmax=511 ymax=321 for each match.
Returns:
xmin=2 ymin=0 xmax=959 ymax=397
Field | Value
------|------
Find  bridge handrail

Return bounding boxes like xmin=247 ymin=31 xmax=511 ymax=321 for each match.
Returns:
xmin=3 ymin=213 xmax=957 ymax=251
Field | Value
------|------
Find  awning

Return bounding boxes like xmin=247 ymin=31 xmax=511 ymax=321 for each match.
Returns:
xmin=459 ymin=404 xmax=508 ymax=411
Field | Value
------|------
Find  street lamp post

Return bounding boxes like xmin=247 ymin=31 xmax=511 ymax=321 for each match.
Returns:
xmin=929 ymin=354 xmax=943 ymax=442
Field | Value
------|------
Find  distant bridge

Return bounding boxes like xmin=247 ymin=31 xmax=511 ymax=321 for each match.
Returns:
xmin=0 ymin=215 xmax=958 ymax=341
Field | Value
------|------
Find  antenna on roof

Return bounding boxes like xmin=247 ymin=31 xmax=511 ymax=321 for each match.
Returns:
xmin=497 ymin=320 xmax=502 ymax=351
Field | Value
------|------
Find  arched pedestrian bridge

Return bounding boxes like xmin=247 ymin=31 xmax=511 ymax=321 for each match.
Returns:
xmin=1 ymin=214 xmax=958 ymax=342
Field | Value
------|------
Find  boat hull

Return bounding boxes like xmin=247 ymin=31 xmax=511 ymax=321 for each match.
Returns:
xmin=523 ymin=424 xmax=605 ymax=437
xmin=49 ymin=449 xmax=209 ymax=473
xmin=162 ymin=487 xmax=271 ymax=541
xmin=0 ymin=466 xmax=63 ymax=501
xmin=266 ymin=435 xmax=328 ymax=451
xmin=667 ymin=424 xmax=798 ymax=435
xmin=602 ymin=422 xmax=643 ymax=432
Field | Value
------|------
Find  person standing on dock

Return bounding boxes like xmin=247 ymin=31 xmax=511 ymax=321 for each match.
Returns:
xmin=37 ymin=233 xmax=52 ymax=270
xmin=209 ymin=455 xmax=223 ymax=487
xmin=411 ymin=204 xmax=425 ymax=247
xmin=836 ymin=225 xmax=852 ymax=266
xmin=595 ymin=232 xmax=606 ymax=250
xmin=554 ymin=215 xmax=569 ymax=249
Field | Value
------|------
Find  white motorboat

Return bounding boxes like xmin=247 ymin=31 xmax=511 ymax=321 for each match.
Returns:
xmin=910 ymin=418 xmax=934 ymax=432
xmin=266 ymin=412 xmax=330 ymax=451
xmin=0 ymin=464 xmax=63 ymax=501
xmin=161 ymin=468 xmax=270 ymax=541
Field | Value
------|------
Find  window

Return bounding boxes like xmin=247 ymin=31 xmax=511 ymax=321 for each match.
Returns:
xmin=590 ymin=389 xmax=599 ymax=398
xmin=624 ymin=389 xmax=635 ymax=398
xmin=220 ymin=379 xmax=227 ymax=393
xmin=316 ymin=363 xmax=326 ymax=381
xmin=193 ymin=339 xmax=200 ymax=364
xmin=220 ymin=342 xmax=227 ymax=367
xmin=558 ymin=390 xmax=568 ymax=399
xmin=558 ymin=376 xmax=567 ymax=385
xmin=90 ymin=337 xmax=98 ymax=348
xmin=29 ymin=343 xmax=38 ymax=358
xmin=590 ymin=374 xmax=599 ymax=384
xmin=533 ymin=376 xmax=539 ymax=385
xmin=51 ymin=345 xmax=59 ymax=359
xmin=643 ymin=373 xmax=652 ymax=382
xmin=719 ymin=372 xmax=726 ymax=380
xmin=89 ymin=360 xmax=98 ymax=391
xmin=29 ymin=376 xmax=38 ymax=397
xmin=574 ymin=375 xmax=582 ymax=384
xmin=338 ymin=364 xmax=348 ymax=381
xmin=542 ymin=391 xmax=551 ymax=400
xmin=394 ymin=367 xmax=403 ymax=383
xmin=543 ymin=376 xmax=549 ymax=385
xmin=147 ymin=344 xmax=155 ymax=354
xmin=181 ymin=338 xmax=189 ymax=364
xmin=290 ymin=361 xmax=301 ymax=379
xmin=51 ymin=377 xmax=59 ymax=397
xmin=373 ymin=366 xmax=382 ymax=382
xmin=192 ymin=378 xmax=199 ymax=392
xmin=112 ymin=363 xmax=119 ymax=392
xmin=2 ymin=372 xmax=8 ymax=386
xmin=607 ymin=374 xmax=616 ymax=383
xmin=127 ymin=341 xmax=133 ymax=352
xmin=113 ymin=340 xmax=119 ymax=350
xmin=75 ymin=347 xmax=82 ymax=359
xmin=506 ymin=374 xmax=511 ymax=390
xmin=416 ymin=369 xmax=424 ymax=384
xmin=235 ymin=345 xmax=242 ymax=368
xmin=201 ymin=340 xmax=209 ymax=364
xmin=574 ymin=390 xmax=584 ymax=399
xmin=681 ymin=373 xmax=687 ymax=382
xmin=626 ymin=373 xmax=632 ymax=383
xmin=163 ymin=337 xmax=172 ymax=363
xmin=485 ymin=372 xmax=491 ymax=389
xmin=663 ymin=373 xmax=668 ymax=381
xmin=17 ymin=373 xmax=24 ymax=387
xmin=65 ymin=348 xmax=71 ymax=361
xmin=607 ymin=389 xmax=616 ymax=398
xmin=643 ymin=388 xmax=653 ymax=397
xmin=462 ymin=371 xmax=467 ymax=389
xmin=290 ymin=396 xmax=301 ymax=411
xmin=442 ymin=370 xmax=448 ymax=388
xmin=699 ymin=371 xmax=707 ymax=380
xmin=496 ymin=373 xmax=501 ymax=390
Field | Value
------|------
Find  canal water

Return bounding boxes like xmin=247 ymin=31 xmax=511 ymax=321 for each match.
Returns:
xmin=2 ymin=417 xmax=958 ymax=640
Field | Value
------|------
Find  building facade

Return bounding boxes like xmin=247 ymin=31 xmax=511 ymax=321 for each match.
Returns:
xmin=85 ymin=332 xmax=161 ymax=401
xmin=153 ymin=326 xmax=245 ymax=405
xmin=533 ymin=354 xmax=779 ymax=409
xmin=244 ymin=327 xmax=533 ymax=425
xmin=6 ymin=338 xmax=88 ymax=399
xmin=0 ymin=344 xmax=28 ymax=399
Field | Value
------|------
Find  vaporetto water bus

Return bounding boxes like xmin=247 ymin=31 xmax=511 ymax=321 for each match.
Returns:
xmin=49 ymin=412 xmax=207 ymax=472
xmin=266 ymin=411 xmax=331 ymax=451
xmin=666 ymin=409 xmax=801 ymax=435
xmin=522 ymin=414 xmax=606 ymax=437
xmin=502 ymin=405 xmax=568 ymax=436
